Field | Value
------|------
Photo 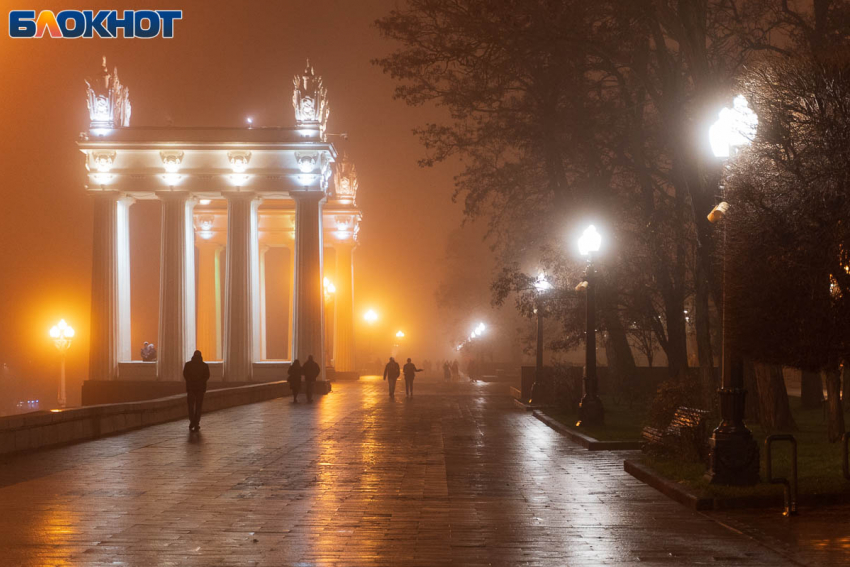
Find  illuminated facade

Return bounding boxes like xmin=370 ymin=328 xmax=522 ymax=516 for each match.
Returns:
xmin=80 ymin=58 xmax=361 ymax=383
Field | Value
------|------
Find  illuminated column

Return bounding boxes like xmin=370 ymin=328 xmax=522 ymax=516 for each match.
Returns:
xmin=196 ymin=241 xmax=222 ymax=360
xmin=89 ymin=192 xmax=134 ymax=381
xmin=224 ymin=193 xmax=261 ymax=381
xmin=286 ymin=240 xmax=295 ymax=360
xmin=157 ymin=192 xmax=196 ymax=381
xmin=292 ymin=191 xmax=325 ymax=375
xmin=259 ymin=245 xmax=270 ymax=360
xmin=334 ymin=241 xmax=356 ymax=372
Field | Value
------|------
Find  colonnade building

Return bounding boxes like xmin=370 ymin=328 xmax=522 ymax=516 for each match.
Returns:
xmin=80 ymin=59 xmax=360 ymax=390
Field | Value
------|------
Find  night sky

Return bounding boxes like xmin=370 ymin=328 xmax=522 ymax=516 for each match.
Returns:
xmin=0 ymin=1 xmax=469 ymax=406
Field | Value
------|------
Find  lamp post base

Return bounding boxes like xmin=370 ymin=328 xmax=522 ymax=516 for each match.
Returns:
xmin=577 ymin=394 xmax=604 ymax=426
xmin=705 ymin=388 xmax=759 ymax=485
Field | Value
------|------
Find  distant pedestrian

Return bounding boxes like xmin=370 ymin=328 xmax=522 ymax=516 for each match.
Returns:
xmin=443 ymin=361 xmax=452 ymax=383
xmin=288 ymin=359 xmax=302 ymax=403
xmin=451 ymin=360 xmax=460 ymax=382
xmin=302 ymin=355 xmax=321 ymax=403
xmin=383 ymin=357 xmax=400 ymax=399
xmin=183 ymin=350 xmax=210 ymax=432
xmin=402 ymin=358 xmax=423 ymax=398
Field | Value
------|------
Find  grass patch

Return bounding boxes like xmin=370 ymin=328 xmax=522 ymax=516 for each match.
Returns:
xmin=641 ymin=396 xmax=850 ymax=499
xmin=542 ymin=395 xmax=646 ymax=441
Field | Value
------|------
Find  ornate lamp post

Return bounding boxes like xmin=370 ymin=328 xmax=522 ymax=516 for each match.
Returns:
xmin=577 ymin=225 xmax=604 ymax=426
xmin=530 ymin=273 xmax=552 ymax=404
xmin=705 ymin=95 xmax=760 ymax=485
xmin=364 ymin=309 xmax=379 ymax=371
xmin=49 ymin=319 xmax=74 ymax=408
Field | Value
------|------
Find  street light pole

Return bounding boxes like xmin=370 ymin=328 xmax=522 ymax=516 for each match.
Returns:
xmin=50 ymin=319 xmax=74 ymax=409
xmin=705 ymin=95 xmax=759 ymax=485
xmin=530 ymin=273 xmax=551 ymax=404
xmin=577 ymin=226 xmax=604 ymax=426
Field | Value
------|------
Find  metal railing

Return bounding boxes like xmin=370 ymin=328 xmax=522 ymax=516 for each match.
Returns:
xmin=842 ymin=433 xmax=850 ymax=481
xmin=765 ymin=434 xmax=798 ymax=517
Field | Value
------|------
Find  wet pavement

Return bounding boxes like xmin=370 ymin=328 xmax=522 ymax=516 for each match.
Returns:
xmin=0 ymin=376 xmax=840 ymax=565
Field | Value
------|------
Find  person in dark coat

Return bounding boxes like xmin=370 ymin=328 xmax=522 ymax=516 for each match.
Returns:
xmin=383 ymin=357 xmax=401 ymax=399
xmin=183 ymin=350 xmax=210 ymax=432
xmin=301 ymin=355 xmax=321 ymax=403
xmin=288 ymin=359 xmax=302 ymax=403
xmin=402 ymin=358 xmax=423 ymax=398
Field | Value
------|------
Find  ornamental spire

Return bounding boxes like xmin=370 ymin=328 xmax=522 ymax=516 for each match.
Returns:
xmin=85 ymin=56 xmax=131 ymax=130
xmin=292 ymin=59 xmax=329 ymax=138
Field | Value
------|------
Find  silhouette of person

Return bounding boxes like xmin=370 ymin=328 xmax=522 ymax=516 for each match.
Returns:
xmin=302 ymin=355 xmax=320 ymax=403
xmin=383 ymin=357 xmax=400 ymax=399
xmin=183 ymin=350 xmax=210 ymax=432
xmin=451 ymin=360 xmax=460 ymax=382
xmin=403 ymin=358 xmax=423 ymax=398
xmin=443 ymin=361 xmax=452 ymax=382
xmin=288 ymin=359 xmax=302 ymax=403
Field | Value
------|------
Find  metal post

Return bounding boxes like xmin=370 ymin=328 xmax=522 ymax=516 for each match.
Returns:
xmin=578 ymin=256 xmax=604 ymax=426
xmin=765 ymin=434 xmax=798 ymax=516
xmin=530 ymin=303 xmax=544 ymax=403
xmin=706 ymin=202 xmax=759 ymax=485
xmin=58 ymin=351 xmax=67 ymax=408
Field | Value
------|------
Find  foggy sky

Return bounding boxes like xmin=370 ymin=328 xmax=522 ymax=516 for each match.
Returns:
xmin=0 ymin=0 xmax=468 ymax=405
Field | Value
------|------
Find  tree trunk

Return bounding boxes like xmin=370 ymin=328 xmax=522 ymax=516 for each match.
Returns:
xmin=598 ymin=284 xmax=637 ymax=397
xmin=753 ymin=362 xmax=796 ymax=431
xmin=843 ymin=362 xmax=850 ymax=412
xmin=801 ymin=369 xmax=824 ymax=408
xmin=825 ymin=366 xmax=846 ymax=442
xmin=743 ymin=358 xmax=760 ymax=422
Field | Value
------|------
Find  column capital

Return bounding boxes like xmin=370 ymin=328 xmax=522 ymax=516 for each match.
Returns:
xmin=223 ymin=191 xmax=261 ymax=202
xmin=155 ymin=190 xmax=194 ymax=202
xmin=290 ymin=190 xmax=326 ymax=203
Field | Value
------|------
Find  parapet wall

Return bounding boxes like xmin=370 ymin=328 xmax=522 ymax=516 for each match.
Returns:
xmin=0 ymin=380 xmax=306 ymax=457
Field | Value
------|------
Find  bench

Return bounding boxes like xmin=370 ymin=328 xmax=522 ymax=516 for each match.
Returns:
xmin=642 ymin=406 xmax=710 ymax=462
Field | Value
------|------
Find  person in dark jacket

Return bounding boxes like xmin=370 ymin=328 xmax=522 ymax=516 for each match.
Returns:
xmin=183 ymin=350 xmax=210 ymax=432
xmin=383 ymin=357 xmax=401 ymax=399
xmin=402 ymin=358 xmax=423 ymax=398
xmin=288 ymin=359 xmax=302 ymax=403
xmin=301 ymin=355 xmax=321 ymax=403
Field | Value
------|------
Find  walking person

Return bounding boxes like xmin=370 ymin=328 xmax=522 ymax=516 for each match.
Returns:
xmin=288 ymin=359 xmax=302 ymax=403
xmin=383 ymin=356 xmax=400 ymax=399
xmin=443 ymin=361 xmax=452 ymax=383
xmin=403 ymin=358 xmax=423 ymax=398
xmin=183 ymin=350 xmax=210 ymax=432
xmin=302 ymin=355 xmax=320 ymax=403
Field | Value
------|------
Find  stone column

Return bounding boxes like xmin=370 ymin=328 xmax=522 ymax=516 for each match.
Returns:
xmin=89 ymin=192 xmax=133 ymax=381
xmin=259 ymin=245 xmax=270 ymax=360
xmin=292 ymin=191 xmax=325 ymax=374
xmin=196 ymin=241 xmax=222 ymax=360
xmin=334 ymin=241 xmax=356 ymax=372
xmin=157 ymin=192 xmax=196 ymax=381
xmin=287 ymin=241 xmax=295 ymax=360
xmin=224 ymin=193 xmax=260 ymax=381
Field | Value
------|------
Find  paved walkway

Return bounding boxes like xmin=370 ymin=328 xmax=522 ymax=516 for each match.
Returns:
xmin=0 ymin=377 xmax=830 ymax=566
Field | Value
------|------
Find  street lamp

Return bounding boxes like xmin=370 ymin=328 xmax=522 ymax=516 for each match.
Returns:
xmin=705 ymin=95 xmax=759 ymax=486
xmin=530 ymin=272 xmax=552 ymax=404
xmin=577 ymin=225 xmax=604 ymax=426
xmin=396 ymin=330 xmax=405 ymax=338
xmin=49 ymin=319 xmax=74 ymax=408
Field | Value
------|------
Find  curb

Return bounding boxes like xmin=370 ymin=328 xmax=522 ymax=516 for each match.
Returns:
xmin=533 ymin=411 xmax=642 ymax=451
xmin=624 ymin=458 xmax=850 ymax=511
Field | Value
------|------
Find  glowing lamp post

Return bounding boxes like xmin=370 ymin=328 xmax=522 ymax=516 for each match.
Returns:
xmin=49 ymin=319 xmax=74 ymax=408
xmin=530 ymin=273 xmax=552 ymax=404
xmin=577 ymin=225 xmax=604 ymax=426
xmin=705 ymin=95 xmax=759 ymax=486
xmin=364 ymin=309 xmax=379 ymax=371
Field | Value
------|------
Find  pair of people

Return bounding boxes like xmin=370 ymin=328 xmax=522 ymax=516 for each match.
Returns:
xmin=287 ymin=355 xmax=321 ymax=403
xmin=383 ymin=357 xmax=422 ymax=399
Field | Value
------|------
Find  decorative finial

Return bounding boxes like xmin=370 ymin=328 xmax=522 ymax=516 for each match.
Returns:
xmin=334 ymin=152 xmax=358 ymax=203
xmin=85 ymin=56 xmax=131 ymax=130
xmin=292 ymin=58 xmax=330 ymax=138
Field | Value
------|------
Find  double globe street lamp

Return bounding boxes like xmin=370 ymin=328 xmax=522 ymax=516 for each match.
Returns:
xmin=529 ymin=272 xmax=552 ymax=404
xmin=577 ymin=225 xmax=604 ymax=426
xmin=705 ymin=95 xmax=760 ymax=485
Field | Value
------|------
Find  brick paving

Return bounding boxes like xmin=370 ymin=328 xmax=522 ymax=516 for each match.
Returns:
xmin=0 ymin=376 xmax=817 ymax=566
